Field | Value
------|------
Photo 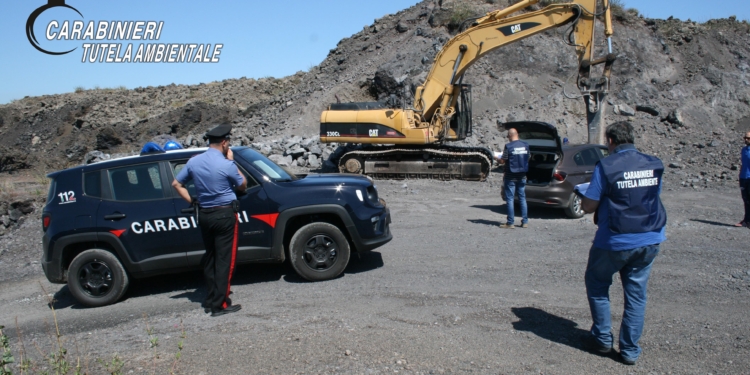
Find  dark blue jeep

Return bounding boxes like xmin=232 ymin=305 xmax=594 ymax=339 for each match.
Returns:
xmin=41 ymin=146 xmax=392 ymax=307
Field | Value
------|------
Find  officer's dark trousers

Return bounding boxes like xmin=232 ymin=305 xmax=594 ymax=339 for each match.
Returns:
xmin=198 ymin=206 xmax=238 ymax=312
xmin=741 ymin=178 xmax=750 ymax=223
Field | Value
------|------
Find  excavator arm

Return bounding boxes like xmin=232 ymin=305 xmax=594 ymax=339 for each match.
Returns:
xmin=320 ymin=0 xmax=616 ymax=180
xmin=415 ymin=0 xmax=615 ymax=144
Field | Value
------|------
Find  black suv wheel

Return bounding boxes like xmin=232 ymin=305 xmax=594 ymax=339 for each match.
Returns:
xmin=289 ymin=222 xmax=351 ymax=281
xmin=564 ymin=192 xmax=585 ymax=218
xmin=68 ymin=249 xmax=130 ymax=307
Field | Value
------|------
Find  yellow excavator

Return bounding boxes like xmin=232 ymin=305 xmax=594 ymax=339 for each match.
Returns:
xmin=320 ymin=0 xmax=615 ymax=180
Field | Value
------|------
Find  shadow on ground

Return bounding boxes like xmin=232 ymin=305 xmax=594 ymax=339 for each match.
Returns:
xmin=52 ymin=252 xmax=384 ymax=310
xmin=690 ymin=218 xmax=741 ymax=228
xmin=471 ymin=204 xmax=576 ymax=221
xmin=511 ymin=307 xmax=590 ymax=352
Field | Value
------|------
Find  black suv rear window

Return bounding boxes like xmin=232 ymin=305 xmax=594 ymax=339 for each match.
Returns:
xmin=108 ymin=163 xmax=165 ymax=201
xmin=84 ymin=171 xmax=102 ymax=197
xmin=46 ymin=177 xmax=57 ymax=203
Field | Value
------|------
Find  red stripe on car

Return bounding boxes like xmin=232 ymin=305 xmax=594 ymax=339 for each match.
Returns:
xmin=251 ymin=213 xmax=279 ymax=228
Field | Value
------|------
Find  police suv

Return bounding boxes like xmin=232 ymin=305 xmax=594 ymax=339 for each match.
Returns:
xmin=42 ymin=146 xmax=392 ymax=307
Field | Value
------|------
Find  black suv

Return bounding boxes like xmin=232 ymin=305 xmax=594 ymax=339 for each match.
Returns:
xmin=42 ymin=146 xmax=392 ymax=307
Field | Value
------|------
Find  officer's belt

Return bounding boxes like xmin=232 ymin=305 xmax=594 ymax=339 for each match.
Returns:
xmin=199 ymin=205 xmax=233 ymax=213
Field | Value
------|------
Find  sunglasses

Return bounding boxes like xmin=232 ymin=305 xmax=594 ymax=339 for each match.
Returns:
xmin=745 ymin=137 xmax=750 ymax=140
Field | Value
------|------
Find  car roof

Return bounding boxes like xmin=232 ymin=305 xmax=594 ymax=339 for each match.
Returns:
xmin=47 ymin=146 xmax=253 ymax=178
xmin=562 ymin=143 xmax=607 ymax=151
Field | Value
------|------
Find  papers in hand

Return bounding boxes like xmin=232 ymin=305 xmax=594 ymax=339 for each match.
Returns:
xmin=574 ymin=182 xmax=590 ymax=196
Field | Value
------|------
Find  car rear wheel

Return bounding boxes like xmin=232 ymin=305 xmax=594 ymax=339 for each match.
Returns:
xmin=68 ymin=249 xmax=129 ymax=307
xmin=289 ymin=222 xmax=351 ymax=281
xmin=564 ymin=192 xmax=585 ymax=218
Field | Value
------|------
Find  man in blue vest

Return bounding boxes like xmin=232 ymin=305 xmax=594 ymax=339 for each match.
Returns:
xmin=580 ymin=121 xmax=667 ymax=365
xmin=500 ymin=128 xmax=530 ymax=228
xmin=734 ymin=131 xmax=750 ymax=228
xmin=172 ymin=124 xmax=247 ymax=317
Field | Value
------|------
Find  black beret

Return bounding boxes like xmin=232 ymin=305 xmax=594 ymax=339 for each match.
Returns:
xmin=204 ymin=124 xmax=232 ymax=139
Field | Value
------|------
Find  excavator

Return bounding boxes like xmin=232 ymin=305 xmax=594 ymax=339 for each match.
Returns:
xmin=319 ymin=0 xmax=616 ymax=181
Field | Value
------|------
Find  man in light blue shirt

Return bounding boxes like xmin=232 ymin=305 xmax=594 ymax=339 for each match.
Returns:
xmin=735 ymin=131 xmax=750 ymax=227
xmin=172 ymin=124 xmax=247 ymax=317
xmin=580 ymin=121 xmax=666 ymax=365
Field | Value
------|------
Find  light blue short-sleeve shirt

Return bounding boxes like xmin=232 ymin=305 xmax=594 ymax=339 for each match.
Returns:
xmin=176 ymin=148 xmax=243 ymax=208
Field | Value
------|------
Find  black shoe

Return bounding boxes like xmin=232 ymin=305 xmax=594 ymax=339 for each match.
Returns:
xmin=211 ymin=304 xmax=242 ymax=317
xmin=581 ymin=335 xmax=612 ymax=354
xmin=619 ymin=353 xmax=636 ymax=365
xmin=203 ymin=296 xmax=232 ymax=313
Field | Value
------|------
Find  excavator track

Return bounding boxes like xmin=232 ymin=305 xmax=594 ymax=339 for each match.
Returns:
xmin=337 ymin=145 xmax=493 ymax=181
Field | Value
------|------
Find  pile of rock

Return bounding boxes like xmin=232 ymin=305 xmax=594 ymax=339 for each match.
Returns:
xmin=252 ymin=135 xmax=333 ymax=170
xmin=0 ymin=199 xmax=37 ymax=237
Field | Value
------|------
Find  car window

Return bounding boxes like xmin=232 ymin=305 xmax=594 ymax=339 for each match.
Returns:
xmin=83 ymin=171 xmax=102 ymax=197
xmin=598 ymin=148 xmax=609 ymax=159
xmin=236 ymin=164 xmax=259 ymax=189
xmin=108 ymin=163 xmax=166 ymax=201
xmin=573 ymin=148 xmax=600 ymax=166
xmin=172 ymin=162 xmax=197 ymax=197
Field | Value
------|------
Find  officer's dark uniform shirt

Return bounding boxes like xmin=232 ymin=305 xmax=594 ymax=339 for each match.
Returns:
xmin=175 ymin=148 xmax=243 ymax=208
xmin=502 ymin=140 xmax=530 ymax=180
xmin=583 ymin=144 xmax=667 ymax=251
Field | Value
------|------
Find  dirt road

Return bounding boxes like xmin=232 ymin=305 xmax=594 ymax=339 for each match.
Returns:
xmin=1 ymin=177 xmax=749 ymax=374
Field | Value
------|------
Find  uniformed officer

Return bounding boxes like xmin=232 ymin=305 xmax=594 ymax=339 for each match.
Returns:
xmin=580 ymin=121 xmax=667 ymax=365
xmin=500 ymin=128 xmax=530 ymax=228
xmin=171 ymin=124 xmax=247 ymax=317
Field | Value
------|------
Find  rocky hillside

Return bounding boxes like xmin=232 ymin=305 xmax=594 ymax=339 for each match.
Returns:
xmin=1 ymin=0 xmax=749 ymax=189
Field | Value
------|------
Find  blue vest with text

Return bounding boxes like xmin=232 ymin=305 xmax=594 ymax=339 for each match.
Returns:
xmin=506 ymin=140 xmax=530 ymax=173
xmin=599 ymin=144 xmax=667 ymax=234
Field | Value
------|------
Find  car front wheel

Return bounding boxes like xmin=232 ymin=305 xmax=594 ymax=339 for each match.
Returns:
xmin=289 ymin=222 xmax=351 ymax=281
xmin=564 ymin=192 xmax=585 ymax=218
xmin=68 ymin=249 xmax=129 ymax=307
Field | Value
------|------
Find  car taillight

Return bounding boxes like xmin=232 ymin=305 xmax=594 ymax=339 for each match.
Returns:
xmin=42 ymin=214 xmax=51 ymax=231
xmin=553 ymin=171 xmax=567 ymax=181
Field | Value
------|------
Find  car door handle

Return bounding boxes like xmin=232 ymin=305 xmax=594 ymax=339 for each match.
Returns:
xmin=103 ymin=213 xmax=126 ymax=220
xmin=585 ymin=170 xmax=594 ymax=173
xmin=181 ymin=207 xmax=195 ymax=213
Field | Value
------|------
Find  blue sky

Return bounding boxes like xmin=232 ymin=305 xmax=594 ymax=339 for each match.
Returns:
xmin=1 ymin=0 xmax=748 ymax=104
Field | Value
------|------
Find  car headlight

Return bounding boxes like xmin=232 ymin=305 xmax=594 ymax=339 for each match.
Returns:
xmin=366 ymin=185 xmax=380 ymax=205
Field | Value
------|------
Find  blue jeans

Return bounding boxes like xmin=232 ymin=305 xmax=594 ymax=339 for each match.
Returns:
xmin=741 ymin=178 xmax=750 ymax=223
xmin=585 ymin=244 xmax=660 ymax=361
xmin=504 ymin=178 xmax=528 ymax=225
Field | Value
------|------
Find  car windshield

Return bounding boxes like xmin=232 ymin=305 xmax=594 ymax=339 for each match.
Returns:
xmin=236 ymin=148 xmax=297 ymax=182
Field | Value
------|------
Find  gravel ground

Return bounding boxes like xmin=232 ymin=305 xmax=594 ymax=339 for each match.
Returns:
xmin=1 ymin=176 xmax=749 ymax=374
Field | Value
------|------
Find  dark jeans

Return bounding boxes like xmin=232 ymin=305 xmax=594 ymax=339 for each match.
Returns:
xmin=199 ymin=206 xmax=238 ymax=312
xmin=741 ymin=178 xmax=750 ymax=223
xmin=585 ymin=244 xmax=660 ymax=361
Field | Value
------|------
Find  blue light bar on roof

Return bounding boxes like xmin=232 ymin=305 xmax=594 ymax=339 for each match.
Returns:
xmin=140 ymin=142 xmax=165 ymax=155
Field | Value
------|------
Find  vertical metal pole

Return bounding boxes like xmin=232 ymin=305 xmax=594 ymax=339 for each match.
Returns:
xmin=586 ymin=92 xmax=607 ymax=145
